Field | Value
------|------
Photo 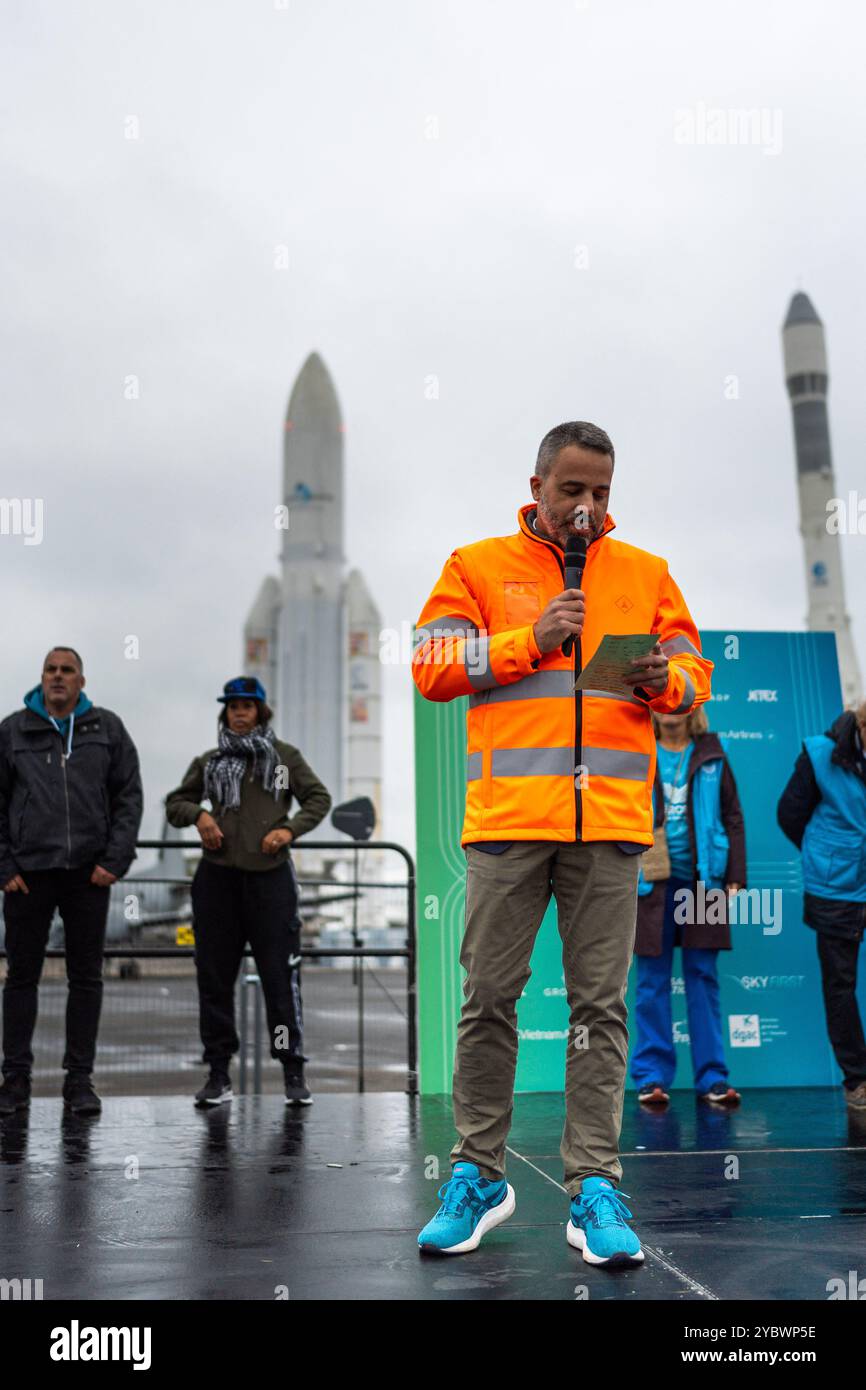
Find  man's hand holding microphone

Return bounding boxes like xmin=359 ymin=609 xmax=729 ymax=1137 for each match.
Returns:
xmin=532 ymin=589 xmax=586 ymax=654
xmin=532 ymin=524 xmax=588 ymax=656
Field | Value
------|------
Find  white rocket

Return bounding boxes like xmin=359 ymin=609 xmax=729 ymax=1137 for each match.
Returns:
xmin=782 ymin=292 xmax=863 ymax=708
xmin=243 ymin=352 xmax=382 ymax=831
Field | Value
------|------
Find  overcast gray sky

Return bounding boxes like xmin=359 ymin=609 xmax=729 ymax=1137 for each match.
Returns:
xmin=2 ymin=0 xmax=864 ymax=857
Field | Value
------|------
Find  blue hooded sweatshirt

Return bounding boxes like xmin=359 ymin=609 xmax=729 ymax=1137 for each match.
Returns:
xmin=24 ymin=685 xmax=93 ymax=757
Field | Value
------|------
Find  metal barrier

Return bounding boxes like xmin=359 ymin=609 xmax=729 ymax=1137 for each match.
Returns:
xmin=0 ymin=839 xmax=418 ymax=1097
xmin=239 ymin=972 xmax=264 ymax=1096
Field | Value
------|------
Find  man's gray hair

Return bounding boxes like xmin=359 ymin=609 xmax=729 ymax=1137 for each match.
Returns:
xmin=535 ymin=421 xmax=615 ymax=480
xmin=44 ymin=646 xmax=84 ymax=675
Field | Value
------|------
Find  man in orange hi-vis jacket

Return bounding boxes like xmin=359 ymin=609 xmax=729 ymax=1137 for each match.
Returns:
xmin=413 ymin=420 xmax=713 ymax=1265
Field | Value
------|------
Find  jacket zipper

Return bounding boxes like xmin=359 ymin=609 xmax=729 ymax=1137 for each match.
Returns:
xmin=524 ymin=525 xmax=584 ymax=841
xmin=60 ymin=745 xmax=72 ymax=868
xmin=574 ymin=609 xmax=583 ymax=841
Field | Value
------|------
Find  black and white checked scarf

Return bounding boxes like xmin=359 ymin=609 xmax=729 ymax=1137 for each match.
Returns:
xmin=203 ymin=725 xmax=280 ymax=810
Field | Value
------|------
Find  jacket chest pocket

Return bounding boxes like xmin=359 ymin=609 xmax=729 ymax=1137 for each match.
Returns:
xmin=9 ymin=740 xmax=59 ymax=824
xmin=67 ymin=733 xmax=112 ymax=799
xmin=503 ymin=579 xmax=542 ymax=627
xmin=73 ymin=736 xmax=110 ymax=770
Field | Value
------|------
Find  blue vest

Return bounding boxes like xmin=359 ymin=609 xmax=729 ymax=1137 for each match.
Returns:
xmin=638 ymin=743 xmax=730 ymax=895
xmin=800 ymin=734 xmax=866 ymax=903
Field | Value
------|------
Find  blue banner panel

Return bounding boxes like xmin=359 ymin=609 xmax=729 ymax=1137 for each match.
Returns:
xmin=513 ymin=630 xmax=847 ymax=1091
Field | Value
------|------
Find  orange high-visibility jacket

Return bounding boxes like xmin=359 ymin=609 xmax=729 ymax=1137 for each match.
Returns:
xmin=412 ymin=503 xmax=713 ymax=846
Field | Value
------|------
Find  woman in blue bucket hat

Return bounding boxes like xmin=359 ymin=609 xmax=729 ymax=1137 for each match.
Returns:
xmin=165 ymin=677 xmax=331 ymax=1106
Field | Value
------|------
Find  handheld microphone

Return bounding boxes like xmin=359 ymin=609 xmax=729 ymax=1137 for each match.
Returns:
xmin=561 ymin=532 xmax=587 ymax=659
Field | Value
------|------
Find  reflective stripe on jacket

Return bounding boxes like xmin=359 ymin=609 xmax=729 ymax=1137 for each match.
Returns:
xmin=412 ymin=504 xmax=713 ymax=845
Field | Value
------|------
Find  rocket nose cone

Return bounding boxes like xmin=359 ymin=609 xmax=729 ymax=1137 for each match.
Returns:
xmin=784 ymin=292 xmax=822 ymax=329
xmin=285 ymin=351 xmax=343 ymax=430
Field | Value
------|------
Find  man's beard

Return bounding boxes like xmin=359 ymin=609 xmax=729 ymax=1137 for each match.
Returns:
xmin=536 ymin=497 xmax=596 ymax=547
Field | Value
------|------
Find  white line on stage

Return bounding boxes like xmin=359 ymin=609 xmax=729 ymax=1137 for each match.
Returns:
xmin=505 ymin=1144 xmax=721 ymax=1300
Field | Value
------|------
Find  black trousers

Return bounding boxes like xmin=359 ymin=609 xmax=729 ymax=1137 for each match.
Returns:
xmin=816 ymin=932 xmax=866 ymax=1089
xmin=2 ymin=865 xmax=110 ymax=1079
xmin=191 ymin=859 xmax=305 ymax=1068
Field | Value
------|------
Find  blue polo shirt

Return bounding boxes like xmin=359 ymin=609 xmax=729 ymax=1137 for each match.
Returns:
xmin=656 ymin=741 xmax=694 ymax=878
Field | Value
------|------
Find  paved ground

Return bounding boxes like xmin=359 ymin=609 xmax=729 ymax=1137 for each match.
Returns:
xmin=1 ymin=1088 xmax=864 ymax=1301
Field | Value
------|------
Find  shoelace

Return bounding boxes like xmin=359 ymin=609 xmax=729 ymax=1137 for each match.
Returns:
xmin=437 ymin=1175 xmax=487 ymax=1219
xmin=576 ymin=1186 xmax=634 ymax=1229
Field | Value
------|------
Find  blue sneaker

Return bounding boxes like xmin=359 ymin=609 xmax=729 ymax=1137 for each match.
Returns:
xmin=566 ymin=1176 xmax=645 ymax=1266
xmin=417 ymin=1161 xmax=516 ymax=1255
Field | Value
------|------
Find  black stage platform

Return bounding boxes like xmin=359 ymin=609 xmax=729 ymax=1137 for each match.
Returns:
xmin=2 ymin=1088 xmax=864 ymax=1301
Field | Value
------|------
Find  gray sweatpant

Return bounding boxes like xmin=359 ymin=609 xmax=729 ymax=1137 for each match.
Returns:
xmin=451 ymin=839 xmax=639 ymax=1196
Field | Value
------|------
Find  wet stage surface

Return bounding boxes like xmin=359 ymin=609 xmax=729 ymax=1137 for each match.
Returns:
xmin=1 ymin=1088 xmax=864 ymax=1301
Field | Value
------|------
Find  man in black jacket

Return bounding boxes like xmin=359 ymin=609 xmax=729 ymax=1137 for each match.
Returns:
xmin=0 ymin=648 xmax=143 ymax=1116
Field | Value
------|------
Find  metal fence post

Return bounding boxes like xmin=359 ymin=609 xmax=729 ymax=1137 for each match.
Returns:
xmin=238 ymin=972 xmax=249 ymax=1095
xmin=406 ymin=864 xmax=418 ymax=1096
xmin=252 ymin=974 xmax=263 ymax=1094
xmin=353 ymin=845 xmax=365 ymax=1093
xmin=357 ymin=948 xmax=365 ymax=1095
xmin=239 ymin=969 xmax=263 ymax=1095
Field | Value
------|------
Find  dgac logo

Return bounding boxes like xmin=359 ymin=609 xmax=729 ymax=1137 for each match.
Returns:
xmin=747 ymin=690 xmax=778 ymax=702
xmin=729 ymin=1014 xmax=761 ymax=1047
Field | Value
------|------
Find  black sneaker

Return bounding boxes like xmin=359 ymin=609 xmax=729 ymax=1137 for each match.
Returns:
xmin=638 ymin=1082 xmax=670 ymax=1105
xmin=62 ymin=1074 xmax=102 ymax=1116
xmin=283 ymin=1060 xmax=312 ymax=1106
xmin=0 ymin=1074 xmax=31 ymax=1116
xmin=194 ymin=1069 xmax=233 ymax=1107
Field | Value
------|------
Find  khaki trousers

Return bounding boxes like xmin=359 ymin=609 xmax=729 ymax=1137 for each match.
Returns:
xmin=451 ymin=840 xmax=639 ymax=1196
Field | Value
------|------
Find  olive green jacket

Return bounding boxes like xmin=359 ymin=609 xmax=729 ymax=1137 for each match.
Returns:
xmin=165 ymin=738 xmax=331 ymax=872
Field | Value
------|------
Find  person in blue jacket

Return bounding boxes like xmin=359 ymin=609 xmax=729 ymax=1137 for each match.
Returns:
xmin=631 ymin=705 xmax=746 ymax=1107
xmin=777 ymin=704 xmax=866 ymax=1111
